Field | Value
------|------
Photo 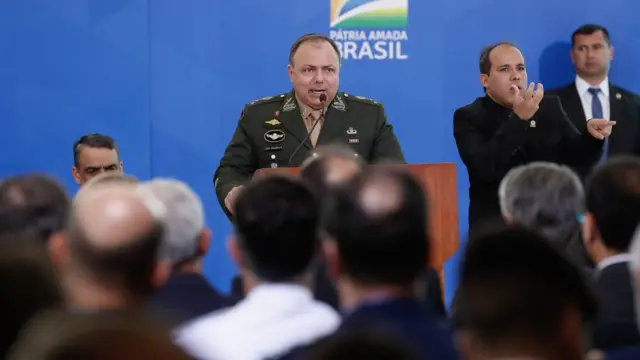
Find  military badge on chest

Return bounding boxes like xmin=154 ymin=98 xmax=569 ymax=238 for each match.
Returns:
xmin=263 ymin=113 xmax=286 ymax=168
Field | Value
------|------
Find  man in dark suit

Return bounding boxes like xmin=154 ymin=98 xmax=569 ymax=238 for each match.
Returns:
xmin=214 ymin=33 xmax=405 ymax=217
xmin=548 ymin=24 xmax=640 ymax=179
xmin=580 ymin=157 xmax=640 ymax=351
xmin=454 ymin=225 xmax=597 ymax=360
xmin=453 ymin=41 xmax=614 ymax=230
xmin=142 ymin=179 xmax=237 ymax=326
xmin=281 ymin=167 xmax=459 ymax=360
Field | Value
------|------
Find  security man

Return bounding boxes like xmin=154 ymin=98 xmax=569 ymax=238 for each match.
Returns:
xmin=214 ymin=33 xmax=405 ymax=216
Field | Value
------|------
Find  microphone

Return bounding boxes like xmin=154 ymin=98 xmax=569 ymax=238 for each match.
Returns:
xmin=288 ymin=93 xmax=327 ymax=166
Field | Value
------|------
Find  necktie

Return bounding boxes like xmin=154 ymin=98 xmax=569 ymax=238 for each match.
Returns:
xmin=588 ymin=87 xmax=608 ymax=163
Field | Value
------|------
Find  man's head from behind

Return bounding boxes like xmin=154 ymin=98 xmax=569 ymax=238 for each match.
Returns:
xmin=499 ymin=162 xmax=584 ymax=248
xmin=72 ymin=134 xmax=123 ymax=186
xmin=479 ymin=42 xmax=528 ymax=107
xmin=570 ymin=24 xmax=613 ymax=80
xmin=0 ymin=174 xmax=69 ymax=244
xmin=323 ymin=167 xmax=428 ymax=288
xmin=60 ymin=183 xmax=168 ymax=304
xmin=582 ymin=156 xmax=640 ymax=265
xmin=140 ymin=178 xmax=208 ymax=272
xmin=229 ymin=175 xmax=320 ymax=283
xmin=300 ymin=144 xmax=364 ymax=200
xmin=456 ymin=225 xmax=596 ymax=360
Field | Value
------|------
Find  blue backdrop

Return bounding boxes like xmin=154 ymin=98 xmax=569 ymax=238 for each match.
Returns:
xmin=1 ymin=0 xmax=639 ymax=307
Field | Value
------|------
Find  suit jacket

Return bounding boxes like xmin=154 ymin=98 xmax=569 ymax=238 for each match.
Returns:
xmin=548 ymin=83 xmax=640 ymax=177
xmin=453 ymin=95 xmax=603 ymax=228
xmin=593 ymin=262 xmax=640 ymax=350
xmin=606 ymin=346 xmax=640 ymax=360
xmin=214 ymin=90 xmax=406 ymax=217
xmin=148 ymin=273 xmax=238 ymax=326
xmin=273 ymin=297 xmax=459 ymax=360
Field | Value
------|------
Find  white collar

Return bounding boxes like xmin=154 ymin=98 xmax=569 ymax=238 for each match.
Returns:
xmin=575 ymin=75 xmax=609 ymax=97
xmin=597 ymin=253 xmax=632 ymax=271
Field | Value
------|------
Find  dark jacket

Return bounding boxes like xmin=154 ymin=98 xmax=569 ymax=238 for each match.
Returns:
xmin=453 ymin=95 xmax=603 ymax=228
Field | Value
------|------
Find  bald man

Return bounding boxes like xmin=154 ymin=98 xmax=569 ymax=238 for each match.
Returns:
xmin=55 ymin=183 xmax=169 ymax=311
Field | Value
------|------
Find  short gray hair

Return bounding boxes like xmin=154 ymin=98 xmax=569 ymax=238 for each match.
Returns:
xmin=139 ymin=178 xmax=205 ymax=265
xmin=629 ymin=224 xmax=640 ymax=331
xmin=498 ymin=162 xmax=584 ymax=244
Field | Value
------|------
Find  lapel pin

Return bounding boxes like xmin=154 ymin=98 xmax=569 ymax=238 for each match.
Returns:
xmin=346 ymin=127 xmax=358 ymax=135
xmin=274 ymin=111 xmax=280 ymax=117
xmin=265 ymin=119 xmax=281 ymax=126
xmin=616 ymin=93 xmax=622 ymax=100
xmin=530 ymin=120 xmax=536 ymax=128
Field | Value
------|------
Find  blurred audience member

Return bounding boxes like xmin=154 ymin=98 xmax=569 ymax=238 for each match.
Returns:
xmin=582 ymin=156 xmax=640 ymax=350
xmin=54 ymin=182 xmax=169 ymax=312
xmin=0 ymin=233 xmax=63 ymax=358
xmin=455 ymin=225 xmax=597 ymax=360
xmin=299 ymin=329 xmax=420 ymax=360
xmin=142 ymin=178 xmax=236 ymax=325
xmin=0 ymin=174 xmax=69 ymax=244
xmin=8 ymin=310 xmax=193 ymax=360
xmin=499 ymin=162 xmax=593 ymax=272
xmin=175 ymin=175 xmax=339 ymax=360
xmin=319 ymin=167 xmax=457 ymax=359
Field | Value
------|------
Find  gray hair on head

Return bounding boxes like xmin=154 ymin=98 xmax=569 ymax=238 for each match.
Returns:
xmin=498 ymin=162 xmax=584 ymax=244
xmin=138 ymin=178 xmax=205 ymax=265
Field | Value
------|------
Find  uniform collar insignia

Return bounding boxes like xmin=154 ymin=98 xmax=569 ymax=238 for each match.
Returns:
xmin=282 ymin=91 xmax=297 ymax=112
xmin=331 ymin=93 xmax=347 ymax=111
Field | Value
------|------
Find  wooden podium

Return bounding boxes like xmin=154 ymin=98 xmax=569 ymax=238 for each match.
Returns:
xmin=254 ymin=163 xmax=460 ymax=278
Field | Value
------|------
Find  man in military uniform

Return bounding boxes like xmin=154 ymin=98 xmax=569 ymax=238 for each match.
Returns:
xmin=214 ymin=33 xmax=405 ymax=216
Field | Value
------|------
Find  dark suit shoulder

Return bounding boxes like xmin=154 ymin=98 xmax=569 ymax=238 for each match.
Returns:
xmin=342 ymin=93 xmax=383 ymax=108
xmin=246 ymin=93 xmax=288 ymax=108
xmin=454 ymin=98 xmax=485 ymax=118
xmin=611 ymin=84 xmax=640 ymax=103
xmin=547 ymin=83 xmax=575 ymax=95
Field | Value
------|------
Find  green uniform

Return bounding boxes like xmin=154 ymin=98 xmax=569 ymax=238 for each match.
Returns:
xmin=213 ymin=89 xmax=406 ymax=216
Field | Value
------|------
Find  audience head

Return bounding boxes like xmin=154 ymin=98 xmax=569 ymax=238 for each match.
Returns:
xmin=140 ymin=178 xmax=209 ymax=272
xmin=230 ymin=175 xmax=320 ymax=283
xmin=582 ymin=156 xmax=640 ymax=265
xmin=84 ymin=172 xmax=138 ymax=188
xmin=61 ymin=182 xmax=168 ymax=305
xmin=0 ymin=232 xmax=63 ymax=359
xmin=0 ymin=174 xmax=69 ymax=243
xmin=456 ymin=225 xmax=597 ymax=360
xmin=300 ymin=144 xmax=364 ymax=197
xmin=630 ymin=225 xmax=640 ymax=331
xmin=300 ymin=330 xmax=420 ymax=360
xmin=324 ymin=167 xmax=428 ymax=289
xmin=498 ymin=162 xmax=584 ymax=249
xmin=478 ymin=41 xmax=526 ymax=106
xmin=72 ymin=133 xmax=122 ymax=186
xmin=9 ymin=311 xmax=193 ymax=360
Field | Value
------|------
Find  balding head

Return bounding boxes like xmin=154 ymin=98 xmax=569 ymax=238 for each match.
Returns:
xmin=140 ymin=178 xmax=207 ymax=268
xmin=324 ymin=167 xmax=429 ymax=285
xmin=301 ymin=144 xmax=364 ymax=197
xmin=65 ymin=183 xmax=167 ymax=298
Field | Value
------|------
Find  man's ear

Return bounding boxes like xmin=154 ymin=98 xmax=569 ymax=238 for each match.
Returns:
xmin=48 ymin=231 xmax=68 ymax=267
xmin=197 ymin=228 xmax=211 ymax=257
xmin=227 ymin=235 xmax=243 ymax=270
xmin=321 ymin=235 xmax=341 ymax=280
xmin=71 ymin=166 xmax=82 ymax=185
xmin=152 ymin=259 xmax=172 ymax=289
xmin=480 ymin=74 xmax=489 ymax=90
xmin=581 ymin=212 xmax=598 ymax=249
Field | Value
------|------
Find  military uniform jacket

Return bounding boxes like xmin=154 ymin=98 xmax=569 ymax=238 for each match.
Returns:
xmin=214 ymin=90 xmax=406 ymax=216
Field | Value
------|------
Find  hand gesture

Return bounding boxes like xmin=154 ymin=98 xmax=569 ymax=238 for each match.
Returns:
xmin=512 ymin=82 xmax=544 ymax=121
xmin=586 ymin=118 xmax=616 ymax=140
xmin=224 ymin=185 xmax=244 ymax=214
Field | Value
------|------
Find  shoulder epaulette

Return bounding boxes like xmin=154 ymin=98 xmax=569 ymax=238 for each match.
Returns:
xmin=342 ymin=93 xmax=381 ymax=106
xmin=247 ymin=94 xmax=287 ymax=107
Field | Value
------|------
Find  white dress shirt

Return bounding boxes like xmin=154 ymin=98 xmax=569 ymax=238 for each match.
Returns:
xmin=575 ymin=76 xmax=610 ymax=121
xmin=174 ymin=283 xmax=340 ymax=360
xmin=597 ymin=253 xmax=632 ymax=272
